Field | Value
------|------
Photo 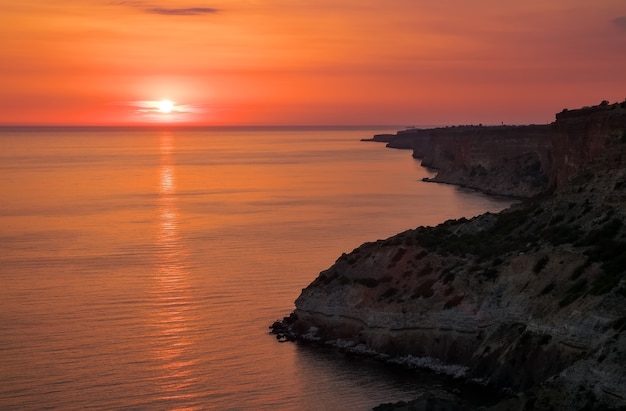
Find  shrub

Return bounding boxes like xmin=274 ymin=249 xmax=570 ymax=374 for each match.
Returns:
xmin=612 ymin=316 xmax=626 ymax=331
xmin=380 ymin=287 xmax=398 ymax=300
xmin=417 ymin=226 xmax=451 ymax=248
xmin=540 ymin=282 xmax=556 ymax=295
xmin=356 ymin=277 xmax=379 ymax=288
xmin=492 ymin=209 xmax=530 ymax=235
xmin=589 ymin=263 xmax=625 ymax=296
xmin=534 ymin=256 xmax=549 ymax=273
xmin=567 ymin=278 xmax=588 ymax=294
xmin=444 ymin=295 xmax=464 ymax=309
xmin=570 ymin=260 xmax=590 ymax=280
xmin=580 ymin=219 xmax=622 ymax=246
xmin=417 ymin=263 xmax=434 ymax=276
xmin=387 ymin=247 xmax=407 ymax=268
xmin=559 ymin=279 xmax=588 ymax=307
xmin=416 ymin=249 xmax=429 ymax=259
xmin=542 ymin=224 xmax=582 ymax=245
xmin=481 ymin=267 xmax=499 ymax=280
xmin=549 ymin=214 xmax=565 ymax=225
xmin=539 ymin=334 xmax=552 ymax=345
xmin=441 ymin=270 xmax=455 ymax=284
xmin=413 ymin=279 xmax=436 ymax=299
xmin=559 ymin=294 xmax=577 ymax=307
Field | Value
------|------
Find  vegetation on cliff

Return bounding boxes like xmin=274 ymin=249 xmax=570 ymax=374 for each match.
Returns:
xmin=272 ymin=103 xmax=626 ymax=410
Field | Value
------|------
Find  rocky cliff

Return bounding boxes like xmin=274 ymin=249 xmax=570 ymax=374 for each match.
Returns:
xmin=367 ymin=101 xmax=626 ymax=199
xmin=273 ymin=102 xmax=626 ymax=410
xmin=552 ymin=101 xmax=626 ymax=188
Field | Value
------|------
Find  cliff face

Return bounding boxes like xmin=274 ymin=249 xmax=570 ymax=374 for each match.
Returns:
xmin=552 ymin=102 xmax=626 ymax=188
xmin=417 ymin=125 xmax=553 ymax=197
xmin=273 ymin=103 xmax=626 ymax=409
xmin=375 ymin=102 xmax=626 ymax=198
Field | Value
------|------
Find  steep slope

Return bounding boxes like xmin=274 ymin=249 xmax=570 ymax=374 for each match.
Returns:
xmin=415 ymin=125 xmax=553 ymax=198
xmin=272 ymin=110 xmax=626 ymax=409
xmin=366 ymin=101 xmax=626 ymax=199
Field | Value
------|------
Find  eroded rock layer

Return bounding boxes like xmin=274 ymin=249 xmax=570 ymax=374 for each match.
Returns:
xmin=274 ymin=102 xmax=626 ymax=410
xmin=367 ymin=101 xmax=626 ymax=198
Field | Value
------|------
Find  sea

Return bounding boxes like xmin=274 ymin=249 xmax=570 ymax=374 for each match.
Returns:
xmin=0 ymin=126 xmax=513 ymax=410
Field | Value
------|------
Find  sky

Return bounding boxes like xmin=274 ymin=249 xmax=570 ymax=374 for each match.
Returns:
xmin=1 ymin=0 xmax=625 ymax=126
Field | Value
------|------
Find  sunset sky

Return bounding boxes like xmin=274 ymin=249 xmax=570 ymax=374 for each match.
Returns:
xmin=1 ymin=1 xmax=625 ymax=126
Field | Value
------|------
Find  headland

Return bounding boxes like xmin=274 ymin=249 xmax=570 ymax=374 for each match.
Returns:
xmin=273 ymin=101 xmax=626 ymax=410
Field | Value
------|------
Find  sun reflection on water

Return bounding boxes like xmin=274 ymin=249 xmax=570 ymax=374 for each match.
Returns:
xmin=152 ymin=132 xmax=201 ymax=408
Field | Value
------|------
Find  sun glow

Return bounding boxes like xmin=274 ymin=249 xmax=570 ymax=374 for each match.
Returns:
xmin=158 ymin=99 xmax=174 ymax=113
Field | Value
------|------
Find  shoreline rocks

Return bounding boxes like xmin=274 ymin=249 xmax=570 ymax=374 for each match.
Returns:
xmin=272 ymin=102 xmax=626 ymax=410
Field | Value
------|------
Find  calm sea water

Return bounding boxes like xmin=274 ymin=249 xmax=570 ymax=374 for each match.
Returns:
xmin=0 ymin=127 xmax=513 ymax=410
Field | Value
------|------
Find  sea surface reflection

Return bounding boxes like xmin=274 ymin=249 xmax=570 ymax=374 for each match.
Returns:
xmin=151 ymin=132 xmax=202 ymax=408
xmin=0 ymin=127 xmax=514 ymax=410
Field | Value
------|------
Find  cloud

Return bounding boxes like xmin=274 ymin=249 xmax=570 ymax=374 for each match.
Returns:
xmin=613 ymin=16 xmax=626 ymax=31
xmin=129 ymin=100 xmax=203 ymax=116
xmin=111 ymin=1 xmax=219 ymax=16
xmin=146 ymin=7 xmax=218 ymax=16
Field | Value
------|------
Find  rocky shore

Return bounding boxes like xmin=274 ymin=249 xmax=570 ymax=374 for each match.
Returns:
xmin=272 ymin=101 xmax=626 ymax=410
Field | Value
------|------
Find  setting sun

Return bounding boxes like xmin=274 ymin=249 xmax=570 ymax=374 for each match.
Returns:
xmin=158 ymin=100 xmax=174 ymax=114
xmin=0 ymin=2 xmax=625 ymax=125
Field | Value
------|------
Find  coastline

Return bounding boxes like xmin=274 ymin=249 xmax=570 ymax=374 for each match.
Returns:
xmin=271 ymin=101 xmax=626 ymax=410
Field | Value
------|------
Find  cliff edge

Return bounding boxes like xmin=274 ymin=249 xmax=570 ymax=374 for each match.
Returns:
xmin=272 ymin=102 xmax=626 ymax=410
xmin=370 ymin=101 xmax=626 ymax=198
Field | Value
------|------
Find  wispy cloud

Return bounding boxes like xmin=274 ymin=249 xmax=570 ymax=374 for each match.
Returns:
xmin=146 ymin=7 xmax=218 ymax=16
xmin=613 ymin=16 xmax=626 ymax=31
xmin=112 ymin=1 xmax=219 ymax=16
xmin=126 ymin=100 xmax=204 ymax=122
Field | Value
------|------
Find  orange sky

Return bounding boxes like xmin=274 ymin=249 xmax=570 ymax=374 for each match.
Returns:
xmin=1 ymin=1 xmax=625 ymax=126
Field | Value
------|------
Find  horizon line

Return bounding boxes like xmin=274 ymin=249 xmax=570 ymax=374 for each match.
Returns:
xmin=0 ymin=122 xmax=544 ymax=131
xmin=0 ymin=124 xmax=413 ymax=131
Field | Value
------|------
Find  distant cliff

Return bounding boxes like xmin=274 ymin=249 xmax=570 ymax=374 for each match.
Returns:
xmin=552 ymin=101 xmax=626 ymax=188
xmin=364 ymin=101 xmax=626 ymax=198
xmin=274 ymin=102 xmax=626 ymax=410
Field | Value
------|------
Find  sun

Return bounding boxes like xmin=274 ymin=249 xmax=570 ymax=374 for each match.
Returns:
xmin=158 ymin=99 xmax=174 ymax=113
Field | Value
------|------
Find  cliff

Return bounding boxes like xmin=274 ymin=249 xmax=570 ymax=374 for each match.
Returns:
xmin=552 ymin=101 xmax=626 ymax=188
xmin=272 ymin=102 xmax=626 ymax=410
xmin=368 ymin=101 xmax=626 ymax=198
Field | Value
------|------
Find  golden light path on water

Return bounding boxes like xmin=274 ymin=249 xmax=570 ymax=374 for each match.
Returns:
xmin=0 ymin=128 xmax=516 ymax=410
xmin=152 ymin=132 xmax=200 ymax=408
